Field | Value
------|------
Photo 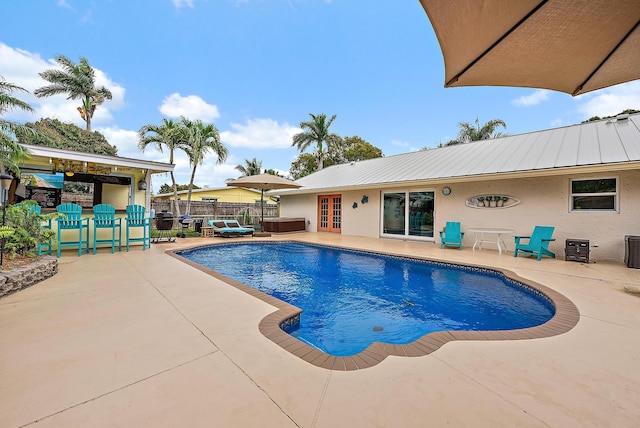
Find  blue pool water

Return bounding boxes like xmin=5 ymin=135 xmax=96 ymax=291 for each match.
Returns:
xmin=179 ymin=242 xmax=554 ymax=356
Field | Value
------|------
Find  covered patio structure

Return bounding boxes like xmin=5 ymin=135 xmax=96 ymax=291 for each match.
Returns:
xmin=14 ymin=144 xmax=174 ymax=212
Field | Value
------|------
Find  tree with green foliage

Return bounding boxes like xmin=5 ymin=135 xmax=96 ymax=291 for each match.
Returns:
xmin=17 ymin=118 xmax=117 ymax=156
xmin=289 ymin=153 xmax=317 ymax=180
xmin=138 ymin=118 xmax=187 ymax=216
xmin=235 ymin=157 xmax=263 ymax=177
xmin=34 ymin=55 xmax=112 ymax=132
xmin=158 ymin=183 xmax=200 ymax=194
xmin=0 ymin=76 xmax=33 ymax=174
xmin=292 ymin=113 xmax=342 ymax=170
xmin=444 ymin=117 xmax=507 ymax=146
xmin=327 ymin=135 xmax=383 ymax=164
xmin=264 ymin=168 xmax=283 ymax=177
xmin=582 ymin=109 xmax=639 ymax=123
xmin=181 ymin=117 xmax=228 ymax=215
xmin=289 ymin=135 xmax=383 ymax=179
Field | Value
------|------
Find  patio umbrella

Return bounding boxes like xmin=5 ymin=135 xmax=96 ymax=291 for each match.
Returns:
xmin=226 ymin=173 xmax=302 ymax=228
xmin=420 ymin=0 xmax=640 ymax=96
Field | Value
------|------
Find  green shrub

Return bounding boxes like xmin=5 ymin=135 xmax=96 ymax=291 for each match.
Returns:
xmin=2 ymin=201 xmax=59 ymax=258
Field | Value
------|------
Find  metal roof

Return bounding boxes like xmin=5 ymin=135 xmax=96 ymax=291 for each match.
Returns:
xmin=281 ymin=113 xmax=640 ymax=195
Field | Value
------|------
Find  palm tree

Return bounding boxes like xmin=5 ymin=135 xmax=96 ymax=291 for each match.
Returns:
xmin=138 ymin=118 xmax=187 ymax=216
xmin=34 ymin=55 xmax=112 ymax=132
xmin=1 ymin=76 xmax=33 ymax=175
xmin=235 ymin=157 xmax=263 ymax=177
xmin=445 ymin=117 xmax=507 ymax=146
xmin=180 ymin=117 xmax=228 ymax=215
xmin=292 ymin=113 xmax=342 ymax=170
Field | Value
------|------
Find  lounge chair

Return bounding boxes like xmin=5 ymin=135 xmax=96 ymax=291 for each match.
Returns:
xmin=514 ymin=226 xmax=556 ymax=261
xmin=207 ymin=220 xmax=254 ymax=238
xmin=440 ymin=221 xmax=464 ymax=249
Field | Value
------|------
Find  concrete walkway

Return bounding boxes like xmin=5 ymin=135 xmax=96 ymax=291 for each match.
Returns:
xmin=1 ymin=233 xmax=639 ymax=427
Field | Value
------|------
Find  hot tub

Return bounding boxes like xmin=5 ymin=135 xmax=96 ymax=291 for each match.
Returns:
xmin=262 ymin=218 xmax=306 ymax=233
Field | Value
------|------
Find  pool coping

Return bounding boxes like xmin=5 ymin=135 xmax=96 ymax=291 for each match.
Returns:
xmin=168 ymin=240 xmax=580 ymax=371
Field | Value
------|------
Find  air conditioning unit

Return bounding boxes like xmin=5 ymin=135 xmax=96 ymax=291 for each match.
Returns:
xmin=625 ymin=235 xmax=640 ymax=269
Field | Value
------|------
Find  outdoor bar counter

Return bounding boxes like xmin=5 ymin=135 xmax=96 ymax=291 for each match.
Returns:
xmin=262 ymin=217 xmax=306 ymax=233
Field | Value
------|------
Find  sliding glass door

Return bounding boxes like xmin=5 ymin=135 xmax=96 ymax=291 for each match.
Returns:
xmin=382 ymin=190 xmax=434 ymax=239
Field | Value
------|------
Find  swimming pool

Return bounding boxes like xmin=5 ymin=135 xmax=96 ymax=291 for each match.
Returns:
xmin=178 ymin=242 xmax=556 ymax=356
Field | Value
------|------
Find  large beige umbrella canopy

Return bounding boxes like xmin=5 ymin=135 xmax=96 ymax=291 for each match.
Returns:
xmin=420 ymin=0 xmax=640 ymax=96
xmin=226 ymin=173 xmax=302 ymax=227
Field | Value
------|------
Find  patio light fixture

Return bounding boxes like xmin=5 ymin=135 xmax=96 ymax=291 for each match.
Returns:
xmin=0 ymin=173 xmax=13 ymax=267
xmin=137 ymin=178 xmax=147 ymax=191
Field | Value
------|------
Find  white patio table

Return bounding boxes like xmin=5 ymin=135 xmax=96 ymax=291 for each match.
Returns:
xmin=468 ymin=227 xmax=515 ymax=255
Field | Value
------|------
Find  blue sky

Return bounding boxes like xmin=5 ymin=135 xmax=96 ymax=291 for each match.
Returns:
xmin=2 ymin=0 xmax=639 ymax=192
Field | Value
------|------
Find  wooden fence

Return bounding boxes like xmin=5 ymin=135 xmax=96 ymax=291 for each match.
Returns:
xmin=150 ymin=200 xmax=279 ymax=228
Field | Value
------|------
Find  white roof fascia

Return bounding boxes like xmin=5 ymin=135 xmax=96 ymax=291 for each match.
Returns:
xmin=20 ymin=144 xmax=174 ymax=173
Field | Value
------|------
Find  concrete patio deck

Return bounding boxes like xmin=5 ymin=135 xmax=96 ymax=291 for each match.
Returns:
xmin=1 ymin=233 xmax=639 ymax=427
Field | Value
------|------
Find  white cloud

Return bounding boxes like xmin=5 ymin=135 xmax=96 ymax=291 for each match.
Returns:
xmin=220 ymin=118 xmax=299 ymax=149
xmin=172 ymin=0 xmax=194 ymax=9
xmin=56 ymin=0 xmax=73 ymax=10
xmin=159 ymin=93 xmax=220 ymax=121
xmin=0 ymin=43 xmax=125 ymax=127
xmin=512 ymin=89 xmax=550 ymax=107
xmin=390 ymin=139 xmax=422 ymax=152
xmin=391 ymin=140 xmax=410 ymax=148
xmin=96 ymin=127 xmax=140 ymax=159
xmin=576 ymin=81 xmax=640 ymax=119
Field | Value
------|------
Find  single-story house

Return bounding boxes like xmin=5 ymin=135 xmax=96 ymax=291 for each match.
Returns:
xmin=154 ymin=186 xmax=278 ymax=205
xmin=278 ymin=113 xmax=640 ymax=263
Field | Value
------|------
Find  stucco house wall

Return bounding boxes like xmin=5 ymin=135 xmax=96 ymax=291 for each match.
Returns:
xmin=280 ymin=191 xmax=381 ymax=238
xmin=281 ymin=169 xmax=639 ymax=262
xmin=340 ymin=191 xmax=381 ymax=238
xmin=280 ymin=193 xmax=318 ymax=232
xmin=434 ymin=170 xmax=640 ymax=262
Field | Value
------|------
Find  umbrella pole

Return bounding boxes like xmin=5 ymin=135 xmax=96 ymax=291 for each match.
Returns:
xmin=261 ymin=189 xmax=264 ymax=230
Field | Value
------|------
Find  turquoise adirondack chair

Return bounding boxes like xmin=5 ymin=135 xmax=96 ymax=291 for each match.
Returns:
xmin=92 ymin=204 xmax=122 ymax=254
xmin=514 ymin=226 xmax=556 ymax=261
xmin=125 ymin=204 xmax=151 ymax=251
xmin=56 ymin=203 xmax=89 ymax=257
xmin=440 ymin=221 xmax=464 ymax=249
xmin=16 ymin=202 xmax=52 ymax=256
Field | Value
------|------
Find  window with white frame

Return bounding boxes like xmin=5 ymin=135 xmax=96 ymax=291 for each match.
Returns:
xmin=201 ymin=197 xmax=218 ymax=202
xmin=570 ymin=178 xmax=617 ymax=212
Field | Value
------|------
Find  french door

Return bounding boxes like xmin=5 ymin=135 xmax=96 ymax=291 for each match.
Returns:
xmin=318 ymin=195 xmax=341 ymax=232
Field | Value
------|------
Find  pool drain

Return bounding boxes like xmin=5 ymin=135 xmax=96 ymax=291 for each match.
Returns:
xmin=373 ymin=326 xmax=384 ymax=332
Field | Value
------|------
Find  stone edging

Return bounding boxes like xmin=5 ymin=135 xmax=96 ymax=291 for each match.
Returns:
xmin=0 ymin=257 xmax=58 ymax=298
xmin=168 ymin=241 xmax=580 ymax=371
